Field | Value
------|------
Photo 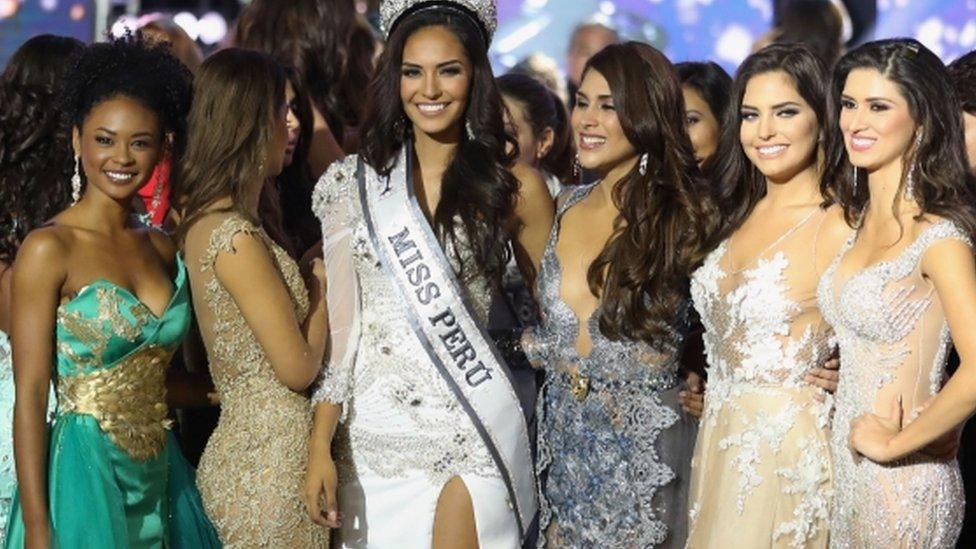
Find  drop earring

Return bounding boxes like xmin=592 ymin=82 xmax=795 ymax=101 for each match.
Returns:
xmin=573 ymin=153 xmax=581 ymax=180
xmin=851 ymin=165 xmax=858 ymax=195
xmin=71 ymin=155 xmax=82 ymax=204
xmin=638 ymin=153 xmax=649 ymax=176
xmin=905 ymin=132 xmax=923 ymax=199
xmin=465 ymin=119 xmax=475 ymax=141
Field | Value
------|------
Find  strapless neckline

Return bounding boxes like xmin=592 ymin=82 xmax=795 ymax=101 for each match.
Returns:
xmin=59 ymin=254 xmax=187 ymax=320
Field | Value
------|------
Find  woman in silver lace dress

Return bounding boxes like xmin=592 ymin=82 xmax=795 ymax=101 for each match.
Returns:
xmin=817 ymin=39 xmax=976 ymax=548
xmin=523 ymin=42 xmax=715 ymax=548
xmin=305 ymin=1 xmax=554 ymax=547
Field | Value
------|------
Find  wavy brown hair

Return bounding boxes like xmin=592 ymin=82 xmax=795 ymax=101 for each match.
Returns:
xmin=360 ymin=8 xmax=517 ymax=284
xmin=0 ymin=35 xmax=83 ymax=266
xmin=582 ymin=42 xmax=718 ymax=348
xmin=820 ymin=39 xmax=976 ymax=237
xmin=232 ymin=0 xmax=375 ymax=144
xmin=176 ymin=48 xmax=286 ymax=239
xmin=708 ymin=43 xmax=829 ymax=241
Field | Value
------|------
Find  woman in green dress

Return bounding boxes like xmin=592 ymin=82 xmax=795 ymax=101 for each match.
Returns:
xmin=4 ymin=35 xmax=219 ymax=548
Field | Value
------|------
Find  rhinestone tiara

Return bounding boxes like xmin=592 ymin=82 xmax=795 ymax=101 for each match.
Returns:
xmin=380 ymin=0 xmax=498 ymax=44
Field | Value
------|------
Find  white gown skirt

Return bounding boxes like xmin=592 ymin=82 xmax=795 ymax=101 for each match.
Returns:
xmin=335 ymin=468 xmax=520 ymax=549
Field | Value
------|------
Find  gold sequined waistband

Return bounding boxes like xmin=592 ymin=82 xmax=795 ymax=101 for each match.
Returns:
xmin=58 ymin=345 xmax=172 ymax=461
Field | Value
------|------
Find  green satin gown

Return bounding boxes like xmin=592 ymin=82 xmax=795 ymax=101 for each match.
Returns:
xmin=4 ymin=256 xmax=220 ymax=548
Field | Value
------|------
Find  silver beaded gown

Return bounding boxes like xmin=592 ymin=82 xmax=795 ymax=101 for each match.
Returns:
xmin=818 ymin=219 xmax=966 ymax=548
xmin=524 ymin=184 xmax=697 ymax=548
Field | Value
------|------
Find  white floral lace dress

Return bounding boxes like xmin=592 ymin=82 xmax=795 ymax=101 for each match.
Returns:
xmin=687 ymin=208 xmax=835 ymax=549
xmin=817 ymin=219 xmax=966 ymax=548
xmin=311 ymin=155 xmax=520 ymax=549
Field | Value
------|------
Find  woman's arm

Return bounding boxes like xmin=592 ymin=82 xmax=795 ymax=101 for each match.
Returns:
xmin=304 ymin=401 xmax=342 ymax=528
xmin=11 ymin=230 xmax=67 ymax=546
xmin=850 ymin=236 xmax=976 ymax=461
xmin=509 ymin=163 xmax=555 ymax=290
xmin=215 ymin=230 xmax=328 ymax=391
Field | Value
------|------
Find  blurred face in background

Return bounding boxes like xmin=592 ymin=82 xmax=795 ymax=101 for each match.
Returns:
xmin=682 ymin=85 xmax=722 ymax=165
xmin=963 ymin=111 xmax=976 ymax=173
xmin=566 ymin=24 xmax=618 ymax=88
xmin=503 ymin=94 xmax=554 ymax=168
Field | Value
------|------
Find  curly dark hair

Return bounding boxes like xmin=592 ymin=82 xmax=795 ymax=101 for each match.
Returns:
xmin=360 ymin=8 xmax=517 ymax=285
xmin=233 ymin=0 xmax=376 ymax=144
xmin=949 ymin=49 xmax=976 ymax=115
xmin=0 ymin=35 xmax=84 ymax=267
xmin=821 ymin=39 xmax=976 ymax=237
xmin=581 ymin=42 xmax=719 ymax=348
xmin=62 ymin=32 xmax=193 ymax=199
xmin=497 ymin=72 xmax=574 ymax=183
xmin=709 ymin=43 xmax=829 ymax=241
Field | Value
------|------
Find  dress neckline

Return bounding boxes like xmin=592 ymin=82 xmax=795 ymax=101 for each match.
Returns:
xmin=59 ymin=254 xmax=186 ymax=321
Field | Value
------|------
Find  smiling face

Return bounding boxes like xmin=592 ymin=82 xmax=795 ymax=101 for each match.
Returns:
xmin=739 ymin=70 xmax=820 ymax=183
xmin=400 ymin=25 xmax=472 ymax=141
xmin=72 ymin=94 xmax=163 ymax=204
xmin=839 ymin=68 xmax=919 ymax=174
xmin=682 ymin=85 xmax=721 ymax=165
xmin=572 ymin=68 xmax=637 ymax=179
xmin=283 ymin=81 xmax=301 ymax=167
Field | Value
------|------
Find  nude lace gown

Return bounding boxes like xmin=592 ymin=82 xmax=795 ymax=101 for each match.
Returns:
xmin=190 ymin=215 xmax=328 ymax=547
xmin=818 ymin=219 xmax=965 ymax=548
xmin=687 ymin=208 xmax=836 ymax=548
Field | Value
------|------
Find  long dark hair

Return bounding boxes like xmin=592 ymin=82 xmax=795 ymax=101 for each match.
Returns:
xmin=0 ymin=35 xmax=84 ymax=266
xmin=821 ymin=39 xmax=976 ymax=237
xmin=261 ymin=67 xmax=319 ymax=258
xmin=360 ymin=9 xmax=517 ymax=284
xmin=232 ymin=0 xmax=375 ymax=144
xmin=177 ymin=49 xmax=286 ymax=239
xmin=582 ymin=42 xmax=718 ymax=348
xmin=497 ymin=72 xmax=574 ymax=183
xmin=710 ymin=43 xmax=829 ymax=241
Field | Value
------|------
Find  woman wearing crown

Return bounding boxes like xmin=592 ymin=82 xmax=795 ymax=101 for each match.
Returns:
xmin=304 ymin=0 xmax=554 ymax=547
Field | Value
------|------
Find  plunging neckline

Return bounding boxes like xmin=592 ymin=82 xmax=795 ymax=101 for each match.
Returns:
xmin=60 ymin=255 xmax=185 ymax=320
xmin=547 ymin=184 xmax=604 ymax=359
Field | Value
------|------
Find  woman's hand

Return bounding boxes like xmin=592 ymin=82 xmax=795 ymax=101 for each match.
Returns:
xmin=679 ymin=372 xmax=705 ymax=418
xmin=849 ymin=395 xmax=903 ymax=463
xmin=304 ymin=437 xmax=341 ymax=529
xmin=804 ymin=356 xmax=840 ymax=397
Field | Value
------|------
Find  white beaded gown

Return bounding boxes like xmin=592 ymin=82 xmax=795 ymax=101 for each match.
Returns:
xmin=311 ymin=155 xmax=520 ymax=549
xmin=686 ymin=208 xmax=836 ymax=548
xmin=817 ymin=219 xmax=966 ymax=548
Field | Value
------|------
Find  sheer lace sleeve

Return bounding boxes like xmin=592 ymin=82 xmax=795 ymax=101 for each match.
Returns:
xmin=310 ymin=156 xmax=361 ymax=414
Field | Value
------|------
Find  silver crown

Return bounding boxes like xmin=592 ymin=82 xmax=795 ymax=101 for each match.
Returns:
xmin=380 ymin=0 xmax=498 ymax=43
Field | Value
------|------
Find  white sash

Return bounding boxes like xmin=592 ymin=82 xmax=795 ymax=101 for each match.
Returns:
xmin=358 ymin=148 xmax=537 ymax=540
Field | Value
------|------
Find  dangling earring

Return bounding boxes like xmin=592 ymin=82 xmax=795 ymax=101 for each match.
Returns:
xmin=851 ymin=164 xmax=858 ymax=194
xmin=638 ymin=153 xmax=649 ymax=176
xmin=573 ymin=153 xmax=581 ymax=180
xmin=905 ymin=132 xmax=923 ymax=200
xmin=465 ymin=119 xmax=475 ymax=141
xmin=71 ymin=155 xmax=82 ymax=204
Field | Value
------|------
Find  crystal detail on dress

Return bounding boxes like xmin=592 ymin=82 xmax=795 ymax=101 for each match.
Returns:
xmin=817 ymin=219 xmax=967 ymax=548
xmin=193 ymin=215 xmax=327 ymax=547
xmin=310 ymin=155 xmax=497 ymax=486
xmin=686 ymin=208 xmax=834 ymax=548
xmin=379 ymin=0 xmax=498 ymax=40
xmin=524 ymin=184 xmax=693 ymax=548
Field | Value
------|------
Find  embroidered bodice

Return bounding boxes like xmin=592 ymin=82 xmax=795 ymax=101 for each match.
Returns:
xmin=817 ymin=219 xmax=967 ymax=548
xmin=311 ymin=155 xmax=496 ymax=484
xmin=525 ymin=183 xmax=692 ymax=548
xmin=53 ymin=257 xmax=190 ymax=459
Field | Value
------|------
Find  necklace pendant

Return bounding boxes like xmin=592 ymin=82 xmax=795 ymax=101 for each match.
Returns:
xmin=570 ymin=371 xmax=590 ymax=401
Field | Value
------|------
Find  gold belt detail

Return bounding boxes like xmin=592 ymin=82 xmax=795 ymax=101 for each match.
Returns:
xmin=58 ymin=345 xmax=172 ymax=461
